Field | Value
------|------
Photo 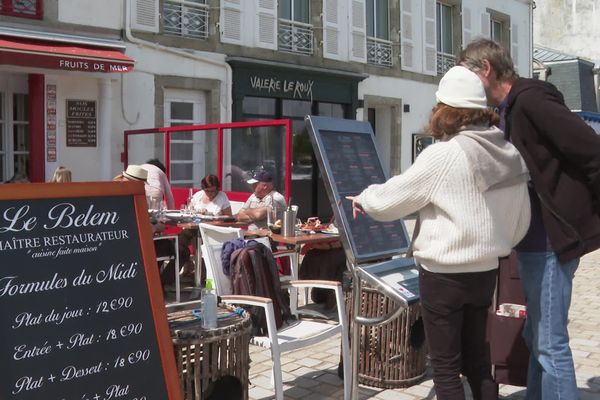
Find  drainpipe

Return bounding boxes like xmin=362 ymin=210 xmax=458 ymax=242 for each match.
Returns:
xmin=529 ymin=1 xmax=535 ymax=77
xmin=123 ymin=0 xmax=232 ymax=122
xmin=593 ymin=66 xmax=600 ymax=113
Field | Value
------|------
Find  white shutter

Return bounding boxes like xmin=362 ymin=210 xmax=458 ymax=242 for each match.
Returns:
xmin=131 ymin=0 xmax=158 ymax=33
xmin=511 ymin=23 xmax=519 ymax=69
xmin=400 ymin=0 xmax=417 ymax=72
xmin=349 ymin=0 xmax=367 ymax=63
xmin=323 ymin=0 xmax=348 ymax=60
xmin=256 ymin=0 xmax=278 ymax=49
xmin=480 ymin=12 xmax=491 ymax=38
xmin=422 ymin=0 xmax=437 ymax=76
xmin=221 ymin=0 xmax=243 ymax=45
xmin=462 ymin=6 xmax=472 ymax=48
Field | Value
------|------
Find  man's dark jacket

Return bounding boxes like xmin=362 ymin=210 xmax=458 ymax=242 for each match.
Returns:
xmin=506 ymin=78 xmax=600 ymax=262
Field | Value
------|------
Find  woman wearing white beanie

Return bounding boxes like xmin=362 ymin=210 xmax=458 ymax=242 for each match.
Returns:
xmin=348 ymin=66 xmax=531 ymax=400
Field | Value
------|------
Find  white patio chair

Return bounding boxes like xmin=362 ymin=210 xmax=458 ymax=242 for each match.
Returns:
xmin=229 ymin=200 xmax=245 ymax=215
xmin=198 ymin=223 xmax=351 ymax=400
xmin=198 ymin=223 xmax=299 ymax=310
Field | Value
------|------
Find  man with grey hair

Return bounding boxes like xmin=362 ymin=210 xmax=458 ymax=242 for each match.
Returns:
xmin=460 ymin=38 xmax=600 ymax=400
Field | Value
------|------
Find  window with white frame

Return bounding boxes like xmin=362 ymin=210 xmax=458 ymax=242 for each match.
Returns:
xmin=366 ymin=0 xmax=388 ymax=39
xmin=278 ymin=0 xmax=313 ymax=55
xmin=486 ymin=10 xmax=510 ymax=50
xmin=436 ymin=2 xmax=454 ymax=75
xmin=366 ymin=0 xmax=391 ymax=67
xmin=491 ymin=18 xmax=503 ymax=43
xmin=163 ymin=0 xmax=209 ymax=39
xmin=164 ymin=89 xmax=208 ymax=188
xmin=279 ymin=0 xmax=309 ymax=23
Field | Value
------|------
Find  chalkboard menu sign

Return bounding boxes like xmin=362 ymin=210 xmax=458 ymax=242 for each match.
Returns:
xmin=306 ymin=116 xmax=410 ymax=265
xmin=66 ymin=100 xmax=97 ymax=147
xmin=0 ymin=183 xmax=181 ymax=400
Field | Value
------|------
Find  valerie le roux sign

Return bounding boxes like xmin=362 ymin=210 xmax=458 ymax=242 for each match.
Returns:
xmin=0 ymin=183 xmax=180 ymax=400
xmin=249 ymin=75 xmax=314 ymax=99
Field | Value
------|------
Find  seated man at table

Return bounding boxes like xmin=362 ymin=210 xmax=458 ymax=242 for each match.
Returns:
xmin=236 ymin=169 xmax=286 ymax=230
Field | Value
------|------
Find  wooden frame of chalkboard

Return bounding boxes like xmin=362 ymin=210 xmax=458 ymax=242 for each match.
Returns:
xmin=0 ymin=182 xmax=182 ymax=400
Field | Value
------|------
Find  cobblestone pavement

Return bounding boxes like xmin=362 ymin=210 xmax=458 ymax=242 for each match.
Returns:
xmin=247 ymin=248 xmax=600 ymax=399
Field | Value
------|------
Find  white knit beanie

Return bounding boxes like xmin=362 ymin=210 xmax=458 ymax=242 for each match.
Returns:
xmin=435 ymin=66 xmax=488 ymax=109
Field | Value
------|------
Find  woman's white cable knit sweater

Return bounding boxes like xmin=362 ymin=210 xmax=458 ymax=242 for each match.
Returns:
xmin=357 ymin=132 xmax=531 ymax=273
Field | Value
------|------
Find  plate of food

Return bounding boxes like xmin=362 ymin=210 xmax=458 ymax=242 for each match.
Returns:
xmin=298 ymin=217 xmax=329 ymax=233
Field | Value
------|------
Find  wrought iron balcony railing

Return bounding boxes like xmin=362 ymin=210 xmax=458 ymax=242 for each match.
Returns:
xmin=278 ymin=19 xmax=313 ymax=55
xmin=163 ymin=0 xmax=209 ymax=40
xmin=367 ymin=36 xmax=393 ymax=67
xmin=437 ymin=52 xmax=456 ymax=76
xmin=0 ymin=0 xmax=42 ymax=19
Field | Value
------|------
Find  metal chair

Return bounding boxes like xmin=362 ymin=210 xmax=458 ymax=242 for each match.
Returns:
xmin=153 ymin=234 xmax=181 ymax=303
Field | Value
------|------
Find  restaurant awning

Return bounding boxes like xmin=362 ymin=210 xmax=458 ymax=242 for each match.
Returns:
xmin=0 ymin=36 xmax=135 ymax=73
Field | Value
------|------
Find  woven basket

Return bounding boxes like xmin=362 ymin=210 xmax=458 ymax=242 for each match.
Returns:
xmin=169 ymin=305 xmax=252 ymax=400
xmin=346 ymin=285 xmax=427 ymax=389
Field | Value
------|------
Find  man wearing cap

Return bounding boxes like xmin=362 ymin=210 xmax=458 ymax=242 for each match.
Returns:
xmin=237 ymin=169 xmax=286 ymax=229
xmin=460 ymin=39 xmax=600 ymax=400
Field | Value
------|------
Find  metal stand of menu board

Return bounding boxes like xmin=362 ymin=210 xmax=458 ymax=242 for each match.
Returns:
xmin=305 ymin=116 xmax=422 ymax=399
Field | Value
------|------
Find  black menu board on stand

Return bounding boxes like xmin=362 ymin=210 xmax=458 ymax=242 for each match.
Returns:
xmin=305 ymin=116 xmax=410 ymax=265
xmin=0 ymin=182 xmax=182 ymax=400
xmin=306 ymin=116 xmax=419 ymax=306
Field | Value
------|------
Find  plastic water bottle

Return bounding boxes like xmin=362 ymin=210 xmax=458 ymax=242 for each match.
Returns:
xmin=201 ymin=279 xmax=217 ymax=329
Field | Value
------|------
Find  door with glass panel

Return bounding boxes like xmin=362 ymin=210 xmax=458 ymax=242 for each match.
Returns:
xmin=164 ymin=89 xmax=207 ymax=188
xmin=0 ymin=74 xmax=29 ymax=182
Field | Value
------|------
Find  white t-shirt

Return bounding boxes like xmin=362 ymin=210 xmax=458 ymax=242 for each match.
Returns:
xmin=190 ymin=191 xmax=231 ymax=215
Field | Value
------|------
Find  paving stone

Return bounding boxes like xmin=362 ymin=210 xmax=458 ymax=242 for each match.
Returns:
xmin=248 ymin=385 xmax=274 ymax=400
xmin=282 ymin=385 xmax=311 ymax=399
xmin=315 ymin=372 xmax=343 ymax=386
xmin=294 ymin=377 xmax=322 ymax=389
xmin=312 ymin=383 xmax=340 ymax=396
xmin=281 ymin=362 xmax=302 ymax=372
xmin=375 ymin=389 xmax=418 ymax=400
xmin=297 ymin=357 xmax=322 ymax=368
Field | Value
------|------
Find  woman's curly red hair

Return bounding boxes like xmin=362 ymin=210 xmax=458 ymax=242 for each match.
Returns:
xmin=428 ymin=104 xmax=499 ymax=139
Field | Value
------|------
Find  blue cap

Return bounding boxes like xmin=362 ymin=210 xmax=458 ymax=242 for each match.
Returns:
xmin=247 ymin=169 xmax=272 ymax=184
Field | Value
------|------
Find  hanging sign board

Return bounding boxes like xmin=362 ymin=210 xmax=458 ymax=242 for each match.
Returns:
xmin=66 ymin=99 xmax=97 ymax=147
xmin=0 ymin=182 xmax=182 ymax=400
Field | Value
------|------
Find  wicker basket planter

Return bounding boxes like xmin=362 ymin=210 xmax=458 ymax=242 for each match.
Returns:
xmin=168 ymin=305 xmax=252 ymax=400
xmin=346 ymin=285 xmax=427 ymax=389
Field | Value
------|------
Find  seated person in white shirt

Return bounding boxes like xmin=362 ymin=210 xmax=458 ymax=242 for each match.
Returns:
xmin=237 ymin=169 xmax=286 ymax=229
xmin=190 ymin=174 xmax=232 ymax=216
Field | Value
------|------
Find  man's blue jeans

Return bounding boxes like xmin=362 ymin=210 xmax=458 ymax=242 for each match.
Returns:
xmin=517 ymin=251 xmax=579 ymax=400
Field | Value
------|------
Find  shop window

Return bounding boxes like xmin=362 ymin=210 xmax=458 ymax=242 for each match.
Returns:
xmin=0 ymin=0 xmax=43 ymax=19
xmin=0 ymin=89 xmax=29 ymax=181
xmin=278 ymin=0 xmax=313 ymax=55
xmin=12 ymin=93 xmax=28 ymax=180
xmin=163 ymin=0 xmax=209 ymax=39
xmin=366 ymin=0 xmax=392 ymax=67
xmin=239 ymin=96 xmax=348 ymax=219
xmin=436 ymin=2 xmax=455 ymax=75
